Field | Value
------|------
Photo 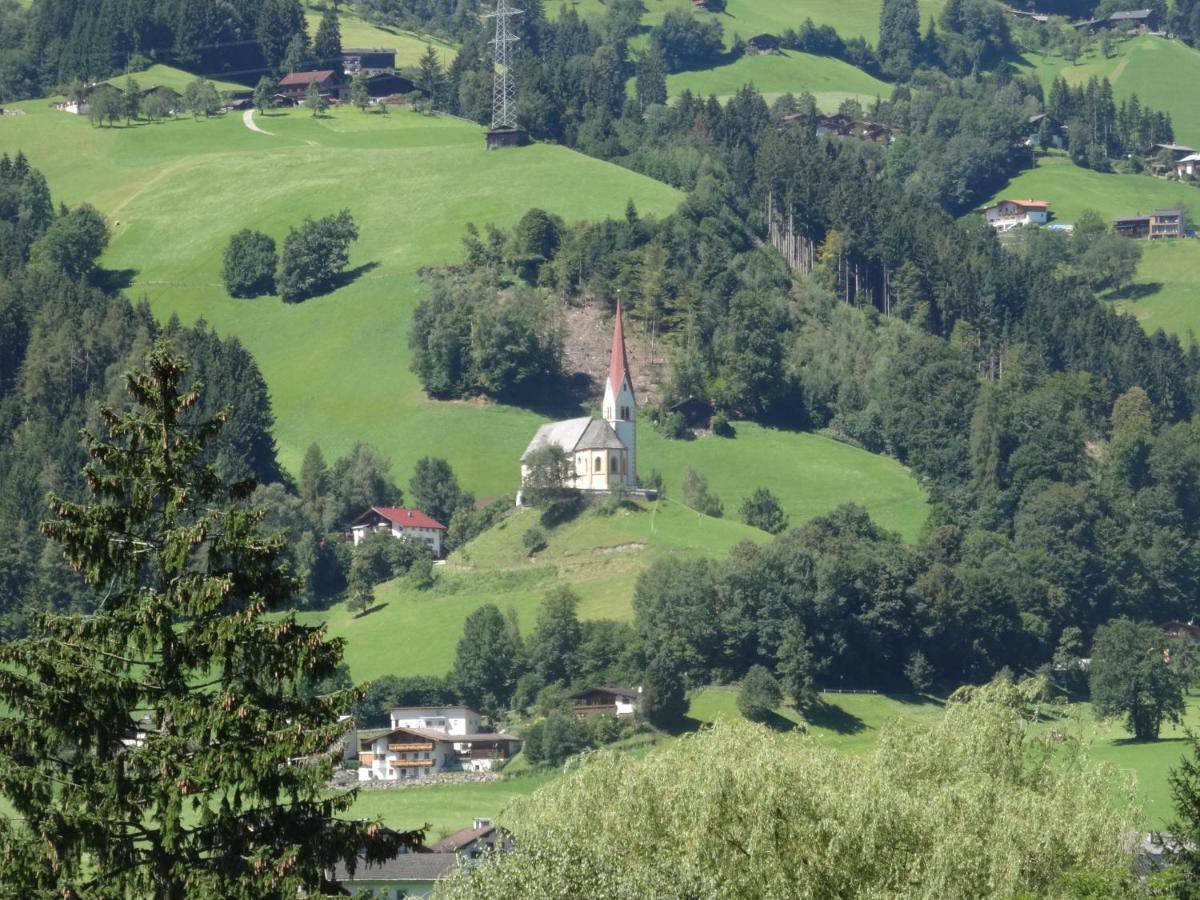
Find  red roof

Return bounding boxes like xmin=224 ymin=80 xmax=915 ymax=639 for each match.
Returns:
xmin=1001 ymin=199 xmax=1049 ymax=209
xmin=608 ymin=301 xmax=634 ymax=402
xmin=368 ymin=507 xmax=446 ymax=530
xmin=278 ymin=70 xmax=337 ymax=88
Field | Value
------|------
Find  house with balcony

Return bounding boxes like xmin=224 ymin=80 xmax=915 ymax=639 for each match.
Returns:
xmin=358 ymin=706 xmax=521 ymax=782
xmin=983 ymin=199 xmax=1050 ymax=232
xmin=1113 ymin=209 xmax=1185 ymax=239
xmin=568 ymin=684 xmax=641 ymax=717
xmin=350 ymin=507 xmax=446 ymax=556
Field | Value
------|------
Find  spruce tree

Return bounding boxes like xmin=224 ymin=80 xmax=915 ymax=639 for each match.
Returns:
xmin=416 ymin=44 xmax=445 ymax=108
xmin=313 ymin=7 xmax=343 ymax=69
xmin=0 ymin=345 xmax=419 ymax=896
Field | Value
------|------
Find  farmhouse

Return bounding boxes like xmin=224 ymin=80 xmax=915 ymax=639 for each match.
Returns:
xmin=1113 ymin=209 xmax=1185 ymax=239
xmin=569 ymin=684 xmax=641 ymax=717
xmin=745 ymin=33 xmax=782 ymax=56
xmin=350 ymin=507 xmax=446 ymax=556
xmin=343 ymin=48 xmax=397 ymax=75
xmin=357 ymin=706 xmax=521 ymax=782
xmin=983 ymin=199 xmax=1050 ymax=232
xmin=364 ymin=72 xmax=415 ymax=98
xmin=520 ymin=304 xmax=638 ymax=497
xmin=430 ymin=818 xmax=509 ymax=858
xmin=327 ymin=847 xmax=459 ymax=899
xmin=1027 ymin=113 xmax=1066 ymax=149
xmin=1177 ymin=152 xmax=1200 ymax=177
xmin=1107 ymin=8 xmax=1157 ymax=30
xmin=277 ymin=69 xmax=341 ymax=104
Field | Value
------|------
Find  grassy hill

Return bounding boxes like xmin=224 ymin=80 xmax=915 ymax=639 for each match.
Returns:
xmin=664 ymin=48 xmax=890 ymax=107
xmin=302 ymin=3 xmax=458 ymax=68
xmin=985 ymin=155 xmax=1200 ymax=341
xmin=100 ymin=65 xmax=247 ymax=95
xmin=2 ymin=92 xmax=926 ymax=550
xmin=1018 ymin=35 xmax=1200 ymax=148
xmin=555 ymin=0 xmax=943 ymax=43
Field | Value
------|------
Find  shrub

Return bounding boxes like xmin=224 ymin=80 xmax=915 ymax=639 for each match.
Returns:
xmin=277 ymin=210 xmax=359 ymax=303
xmin=522 ymin=525 xmax=548 ymax=554
xmin=682 ymin=467 xmax=723 ymax=517
xmin=739 ymin=487 xmax=788 ymax=535
xmin=737 ymin=665 xmax=783 ymax=722
xmin=222 ymin=229 xmax=277 ymax=298
xmin=710 ymin=411 xmax=734 ymax=437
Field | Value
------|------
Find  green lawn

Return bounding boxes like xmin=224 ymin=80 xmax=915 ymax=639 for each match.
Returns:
xmin=303 ymin=4 xmax=458 ymax=68
xmin=1108 ymin=239 xmax=1200 ymax=339
xmin=100 ymin=64 xmax=247 ymax=95
xmin=347 ymin=772 xmax=556 ymax=839
xmin=665 ymin=49 xmax=890 ymax=108
xmin=1018 ymin=35 xmax=1200 ymax=148
xmin=553 ymin=0 xmax=943 ymax=43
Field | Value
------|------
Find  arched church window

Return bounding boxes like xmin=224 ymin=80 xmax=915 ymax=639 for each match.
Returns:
xmin=595 ymin=455 xmax=603 ymax=471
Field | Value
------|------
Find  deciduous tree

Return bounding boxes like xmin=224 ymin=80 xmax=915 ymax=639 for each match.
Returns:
xmin=1090 ymin=618 xmax=1185 ymax=741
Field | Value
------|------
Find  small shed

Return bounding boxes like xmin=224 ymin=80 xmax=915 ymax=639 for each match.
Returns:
xmin=746 ymin=33 xmax=782 ymax=56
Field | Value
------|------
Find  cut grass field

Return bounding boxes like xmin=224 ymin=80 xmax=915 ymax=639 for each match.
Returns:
xmin=100 ymin=64 xmax=247 ymax=95
xmin=664 ymin=48 xmax=890 ymax=108
xmin=1018 ymin=35 xmax=1200 ymax=148
xmin=554 ymin=0 xmax=943 ymax=43
xmin=985 ymin=155 xmax=1200 ymax=341
xmin=302 ymin=3 xmax=458 ymax=68
xmin=1 ymin=84 xmax=926 ymax=552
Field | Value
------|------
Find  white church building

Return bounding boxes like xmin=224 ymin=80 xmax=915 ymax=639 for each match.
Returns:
xmin=520 ymin=303 xmax=638 ymax=494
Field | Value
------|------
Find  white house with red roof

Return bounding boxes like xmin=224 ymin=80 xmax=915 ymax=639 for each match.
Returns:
xmin=357 ymin=706 xmax=521 ymax=782
xmin=520 ymin=304 xmax=638 ymax=495
xmin=350 ymin=507 xmax=446 ymax=556
xmin=983 ymin=199 xmax=1051 ymax=232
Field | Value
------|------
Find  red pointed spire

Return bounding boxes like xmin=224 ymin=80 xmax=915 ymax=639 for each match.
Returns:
xmin=608 ymin=301 xmax=633 ymax=402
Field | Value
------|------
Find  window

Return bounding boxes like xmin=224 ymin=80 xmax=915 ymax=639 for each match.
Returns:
xmin=611 ymin=456 xmax=618 ymax=472
xmin=595 ymin=455 xmax=603 ymax=471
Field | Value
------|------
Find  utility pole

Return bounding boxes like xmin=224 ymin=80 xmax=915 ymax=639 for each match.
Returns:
xmin=484 ymin=0 xmax=525 ymax=149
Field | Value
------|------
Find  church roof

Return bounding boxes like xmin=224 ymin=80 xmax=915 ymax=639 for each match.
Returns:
xmin=608 ymin=302 xmax=634 ymax=403
xmin=520 ymin=417 xmax=625 ymax=461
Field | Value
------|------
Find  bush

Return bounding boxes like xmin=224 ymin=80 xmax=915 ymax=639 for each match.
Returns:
xmin=222 ymin=229 xmax=277 ymax=298
xmin=682 ymin=467 xmax=723 ymax=518
xmin=710 ymin=411 xmax=734 ymax=437
xmin=737 ymin=665 xmax=783 ymax=722
xmin=905 ymin=651 xmax=935 ymax=694
xmin=654 ymin=410 xmax=688 ymax=440
xmin=522 ymin=525 xmax=548 ymax=554
xmin=739 ymin=487 xmax=788 ymax=535
xmin=277 ymin=209 xmax=359 ymax=302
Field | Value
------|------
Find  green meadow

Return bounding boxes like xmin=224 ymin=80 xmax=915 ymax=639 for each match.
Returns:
xmin=100 ymin=64 xmax=246 ymax=95
xmin=985 ymin=156 xmax=1200 ymax=341
xmin=553 ymin=0 xmax=943 ymax=43
xmin=302 ymin=4 xmax=458 ymax=68
xmin=664 ymin=48 xmax=890 ymax=107
xmin=1018 ymin=35 xmax=1200 ymax=148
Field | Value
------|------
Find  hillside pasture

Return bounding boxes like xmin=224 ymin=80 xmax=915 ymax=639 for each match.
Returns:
xmin=985 ymin=156 xmax=1200 ymax=341
xmin=303 ymin=4 xmax=458 ymax=68
xmin=1018 ymin=35 xmax=1200 ymax=148
xmin=100 ymin=65 xmax=247 ymax=95
xmin=552 ymin=0 xmax=943 ymax=43
xmin=664 ymin=49 xmax=890 ymax=108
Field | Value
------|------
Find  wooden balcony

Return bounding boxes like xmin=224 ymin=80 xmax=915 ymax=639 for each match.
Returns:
xmin=389 ymin=742 xmax=435 ymax=752
xmin=360 ymin=753 xmax=374 ymax=764
xmin=395 ymin=758 xmax=434 ymax=767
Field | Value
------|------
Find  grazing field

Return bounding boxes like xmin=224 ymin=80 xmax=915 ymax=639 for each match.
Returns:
xmin=986 ymin=156 xmax=1200 ymax=341
xmin=100 ymin=64 xmax=247 ymax=95
xmin=1017 ymin=35 xmax=1200 ymax=148
xmin=347 ymin=772 xmax=557 ymax=838
xmin=302 ymin=3 xmax=458 ymax=68
xmin=554 ymin=0 xmax=943 ymax=43
xmin=664 ymin=49 xmax=890 ymax=107
xmin=327 ymin=499 xmax=768 ymax=683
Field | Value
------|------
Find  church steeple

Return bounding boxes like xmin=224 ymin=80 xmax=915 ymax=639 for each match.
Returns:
xmin=603 ymin=302 xmax=637 ymax=488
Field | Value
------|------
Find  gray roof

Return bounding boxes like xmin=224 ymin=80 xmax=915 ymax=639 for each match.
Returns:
xmin=1109 ymin=8 xmax=1151 ymax=19
xmin=521 ymin=416 xmax=625 ymax=461
xmin=331 ymin=851 xmax=459 ymax=883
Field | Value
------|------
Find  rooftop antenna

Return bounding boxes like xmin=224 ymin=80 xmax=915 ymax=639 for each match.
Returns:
xmin=484 ymin=0 xmax=525 ymax=149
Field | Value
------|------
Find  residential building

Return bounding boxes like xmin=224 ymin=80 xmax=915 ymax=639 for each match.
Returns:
xmin=569 ymin=684 xmax=641 ymax=717
xmin=390 ymin=706 xmax=481 ymax=734
xmin=342 ymin=48 xmax=397 ymax=75
xmin=519 ymin=304 xmax=638 ymax=496
xmin=745 ymin=33 xmax=782 ymax=55
xmin=350 ymin=507 xmax=446 ymax=556
xmin=430 ymin=818 xmax=510 ymax=858
xmin=1026 ymin=113 xmax=1066 ymax=149
xmin=1160 ymin=619 xmax=1200 ymax=642
xmin=983 ymin=199 xmax=1050 ymax=232
xmin=277 ymin=69 xmax=341 ymax=104
xmin=327 ymin=849 xmax=459 ymax=899
xmin=1113 ymin=209 xmax=1185 ymax=239
xmin=363 ymin=72 xmax=415 ymax=98
xmin=357 ymin=721 xmax=521 ymax=782
xmin=1178 ymin=152 xmax=1200 ymax=177
xmin=1107 ymin=8 xmax=1157 ymax=29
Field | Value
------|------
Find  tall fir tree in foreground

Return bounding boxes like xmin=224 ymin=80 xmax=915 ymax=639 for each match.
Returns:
xmin=0 ymin=345 xmax=419 ymax=897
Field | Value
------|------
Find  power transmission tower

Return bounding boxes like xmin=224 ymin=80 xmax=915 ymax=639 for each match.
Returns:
xmin=484 ymin=0 xmax=524 ymax=148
